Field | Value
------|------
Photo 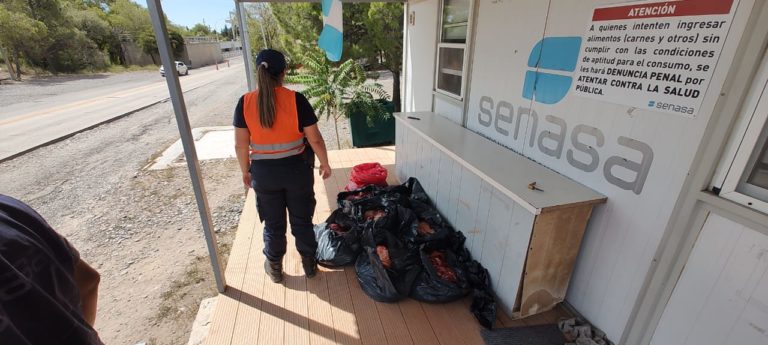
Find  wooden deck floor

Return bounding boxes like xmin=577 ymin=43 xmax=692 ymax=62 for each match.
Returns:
xmin=203 ymin=146 xmax=571 ymax=345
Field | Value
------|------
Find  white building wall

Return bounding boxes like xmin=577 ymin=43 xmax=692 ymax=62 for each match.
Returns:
xmin=404 ymin=0 xmax=759 ymax=340
xmin=433 ymin=94 xmax=464 ymax=125
xmin=462 ymin=0 xmax=756 ymax=340
xmin=404 ymin=0 xmax=438 ymax=113
xmin=650 ymin=213 xmax=768 ymax=345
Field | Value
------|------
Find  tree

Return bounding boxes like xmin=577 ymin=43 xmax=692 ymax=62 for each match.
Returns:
xmin=139 ymin=27 xmax=185 ymax=64
xmin=220 ymin=25 xmax=233 ymax=40
xmin=266 ymin=2 xmax=404 ymax=110
xmin=190 ymin=22 xmax=212 ymax=37
xmin=268 ymin=3 xmax=322 ymax=64
xmin=66 ymin=4 xmax=120 ymax=65
xmin=138 ymin=28 xmax=158 ymax=64
xmin=245 ymin=4 xmax=283 ymax=51
xmin=106 ymin=0 xmax=152 ymax=38
xmin=364 ymin=3 xmax=404 ymax=112
xmin=286 ymin=50 xmax=390 ymax=149
xmin=269 ymin=3 xmax=376 ymax=64
xmin=0 ymin=2 xmax=48 ymax=79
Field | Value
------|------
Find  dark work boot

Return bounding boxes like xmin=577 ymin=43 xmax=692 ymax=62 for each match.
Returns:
xmin=265 ymin=259 xmax=283 ymax=283
xmin=301 ymin=256 xmax=317 ymax=278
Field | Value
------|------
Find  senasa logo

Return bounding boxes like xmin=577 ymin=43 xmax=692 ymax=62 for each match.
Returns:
xmin=476 ymin=38 xmax=655 ymax=195
xmin=649 ymin=100 xmax=695 ymax=115
xmin=522 ymin=37 xmax=582 ymax=104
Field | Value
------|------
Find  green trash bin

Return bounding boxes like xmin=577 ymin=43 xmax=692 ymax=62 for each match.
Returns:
xmin=349 ymin=100 xmax=395 ymax=148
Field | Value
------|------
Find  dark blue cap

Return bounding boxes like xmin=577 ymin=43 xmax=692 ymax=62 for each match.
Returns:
xmin=256 ymin=49 xmax=286 ymax=77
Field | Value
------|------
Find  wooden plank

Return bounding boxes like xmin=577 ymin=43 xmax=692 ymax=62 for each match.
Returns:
xmin=416 ymin=135 xmax=430 ymax=185
xmin=375 ymin=302 xmax=414 ymax=345
xmin=495 ymin=205 xmax=536 ymax=318
xmin=395 ymin=123 xmax=405 ymax=181
xmin=326 ymin=268 xmax=362 ymax=345
xmin=470 ymin=181 xmax=493 ymax=260
xmin=306 ymin=267 xmax=337 ymax=345
xmin=204 ymin=191 xmax=259 ymax=345
xmin=283 ymin=246 xmax=310 ymax=345
xmin=343 ymin=268 xmax=387 ymax=345
xmin=256 ymin=260 xmax=287 ymax=345
xmin=445 ymin=160 xmax=463 ymax=227
xmin=438 ymin=298 xmax=485 ymax=345
xmin=230 ymin=222 xmax=266 ymax=345
xmin=398 ymin=300 xmax=440 ymax=345
xmin=434 ymin=150 xmax=454 ymax=214
xmin=420 ymin=303 xmax=465 ymax=345
xmin=479 ymin=190 xmax=514 ymax=279
xmin=518 ymin=205 xmax=594 ymax=317
xmin=426 ymin=144 xmax=442 ymax=196
xmin=405 ymin=125 xmax=417 ymax=180
xmin=454 ymin=170 xmax=481 ymax=251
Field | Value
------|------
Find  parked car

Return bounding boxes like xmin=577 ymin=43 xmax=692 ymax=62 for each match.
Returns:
xmin=160 ymin=61 xmax=188 ymax=77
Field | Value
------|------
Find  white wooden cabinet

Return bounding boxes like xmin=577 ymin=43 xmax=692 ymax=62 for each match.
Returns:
xmin=395 ymin=112 xmax=606 ymax=318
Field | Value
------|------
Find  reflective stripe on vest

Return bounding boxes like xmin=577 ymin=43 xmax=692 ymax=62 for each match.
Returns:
xmin=242 ymin=87 xmax=305 ymax=160
xmin=249 ymin=137 xmax=305 ymax=152
xmin=248 ymin=137 xmax=306 ymax=160
xmin=249 ymin=146 xmax=305 ymax=160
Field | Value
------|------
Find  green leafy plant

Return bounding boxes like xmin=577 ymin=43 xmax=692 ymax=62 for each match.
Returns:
xmin=286 ymin=49 xmax=390 ymax=149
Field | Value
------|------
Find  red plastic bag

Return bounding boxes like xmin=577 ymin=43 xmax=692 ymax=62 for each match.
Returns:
xmin=345 ymin=162 xmax=388 ymax=191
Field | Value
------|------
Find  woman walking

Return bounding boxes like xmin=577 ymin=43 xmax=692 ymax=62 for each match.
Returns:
xmin=234 ymin=49 xmax=332 ymax=283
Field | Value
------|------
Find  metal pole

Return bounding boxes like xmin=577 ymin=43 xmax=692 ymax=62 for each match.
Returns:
xmin=236 ymin=1 xmax=256 ymax=91
xmin=146 ymin=0 xmax=226 ymax=293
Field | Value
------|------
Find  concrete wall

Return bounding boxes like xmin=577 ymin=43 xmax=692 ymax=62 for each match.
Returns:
xmin=182 ymin=42 xmax=223 ymax=69
xmin=219 ymin=40 xmax=242 ymax=51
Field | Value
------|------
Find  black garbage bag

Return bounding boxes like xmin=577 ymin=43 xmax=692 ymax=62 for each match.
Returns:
xmin=381 ymin=184 xmax=412 ymax=206
xmin=464 ymin=259 xmax=490 ymax=289
xmin=410 ymin=248 xmax=471 ymax=303
xmin=356 ymin=226 xmax=421 ymax=302
xmin=407 ymin=199 xmax=457 ymax=250
xmin=337 ymin=185 xmax=383 ymax=215
xmin=314 ymin=209 xmax=362 ymax=267
xmin=338 ymin=185 xmax=413 ymax=216
xmin=404 ymin=177 xmax=430 ymax=203
xmin=354 ymin=199 xmax=398 ymax=233
xmin=355 ymin=246 xmax=402 ymax=302
xmin=450 ymin=231 xmax=471 ymax=262
xmin=465 ymin=259 xmax=497 ymax=329
xmin=354 ymin=198 xmax=418 ymax=238
xmin=471 ymin=289 xmax=497 ymax=329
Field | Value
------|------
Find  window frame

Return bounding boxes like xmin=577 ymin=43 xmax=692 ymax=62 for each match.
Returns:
xmin=715 ymin=49 xmax=768 ymax=215
xmin=434 ymin=0 xmax=474 ymax=101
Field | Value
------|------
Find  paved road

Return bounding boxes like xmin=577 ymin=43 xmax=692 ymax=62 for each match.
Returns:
xmin=0 ymin=58 xmax=245 ymax=161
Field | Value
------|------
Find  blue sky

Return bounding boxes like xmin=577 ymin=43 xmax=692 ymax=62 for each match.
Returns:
xmin=133 ymin=0 xmax=235 ymax=31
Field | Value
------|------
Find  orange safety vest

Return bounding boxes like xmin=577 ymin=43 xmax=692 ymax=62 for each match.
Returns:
xmin=242 ymin=87 xmax=306 ymax=160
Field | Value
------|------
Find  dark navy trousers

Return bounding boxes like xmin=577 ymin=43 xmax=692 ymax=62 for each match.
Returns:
xmin=250 ymin=155 xmax=317 ymax=262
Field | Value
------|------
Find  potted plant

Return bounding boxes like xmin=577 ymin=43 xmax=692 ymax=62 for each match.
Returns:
xmin=286 ymin=49 xmax=390 ymax=149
